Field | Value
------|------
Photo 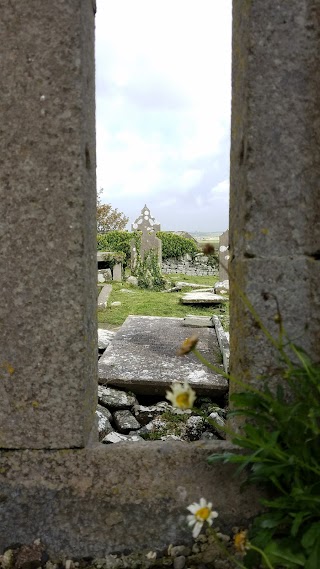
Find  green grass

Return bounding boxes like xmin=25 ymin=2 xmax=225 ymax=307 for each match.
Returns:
xmin=98 ymin=273 xmax=229 ymax=328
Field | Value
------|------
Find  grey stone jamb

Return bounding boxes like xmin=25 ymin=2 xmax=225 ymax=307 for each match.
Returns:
xmin=0 ymin=0 xmax=97 ymax=449
xmin=229 ymin=0 xmax=320 ymax=389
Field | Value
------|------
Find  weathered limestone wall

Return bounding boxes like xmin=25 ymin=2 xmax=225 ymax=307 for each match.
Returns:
xmin=162 ymin=255 xmax=218 ymax=277
xmin=3 ymin=0 xmax=318 ymax=558
xmin=230 ymin=0 xmax=320 ymax=388
xmin=0 ymin=442 xmax=262 ymax=557
xmin=0 ymin=0 xmax=97 ymax=449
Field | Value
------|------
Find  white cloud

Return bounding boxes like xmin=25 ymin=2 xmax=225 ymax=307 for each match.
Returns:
xmin=210 ymin=179 xmax=229 ymax=197
xmin=95 ymin=0 xmax=232 ymax=231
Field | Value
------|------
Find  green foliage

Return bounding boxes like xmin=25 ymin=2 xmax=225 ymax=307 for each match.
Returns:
xmin=157 ymin=231 xmax=199 ymax=259
xmin=135 ymin=249 xmax=166 ymax=291
xmin=98 ymin=251 xmax=125 ymax=267
xmin=208 ymin=344 xmax=320 ymax=568
xmin=97 ymin=231 xmax=140 ymax=266
xmin=97 ymin=190 xmax=129 ymax=232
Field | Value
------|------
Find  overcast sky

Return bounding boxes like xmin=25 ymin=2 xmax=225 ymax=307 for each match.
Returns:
xmin=95 ymin=1 xmax=232 ymax=233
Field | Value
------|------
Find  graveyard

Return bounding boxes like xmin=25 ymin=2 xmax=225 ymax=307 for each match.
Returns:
xmin=1 ymin=1 xmax=320 ymax=568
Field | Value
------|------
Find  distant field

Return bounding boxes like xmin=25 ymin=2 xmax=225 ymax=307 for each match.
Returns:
xmin=192 ymin=232 xmax=221 ymax=252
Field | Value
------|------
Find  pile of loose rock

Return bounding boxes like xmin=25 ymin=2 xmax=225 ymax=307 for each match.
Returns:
xmin=97 ymin=329 xmax=226 ymax=445
xmin=96 ymin=386 xmax=226 ymax=444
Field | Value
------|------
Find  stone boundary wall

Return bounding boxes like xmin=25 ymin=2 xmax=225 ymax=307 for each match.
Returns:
xmin=162 ymin=254 xmax=218 ymax=277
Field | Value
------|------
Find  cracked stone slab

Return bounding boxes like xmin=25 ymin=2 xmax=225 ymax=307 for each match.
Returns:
xmin=98 ymin=316 xmax=227 ymax=396
xmin=181 ymin=292 xmax=227 ymax=304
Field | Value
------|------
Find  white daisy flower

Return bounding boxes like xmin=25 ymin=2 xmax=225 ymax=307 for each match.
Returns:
xmin=165 ymin=381 xmax=196 ymax=410
xmin=187 ymin=498 xmax=218 ymax=538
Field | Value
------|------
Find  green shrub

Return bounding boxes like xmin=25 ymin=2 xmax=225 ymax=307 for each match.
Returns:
xmin=97 ymin=231 xmax=140 ymax=265
xmin=157 ymin=231 xmax=199 ymax=259
xmin=134 ymin=249 xmax=166 ymax=291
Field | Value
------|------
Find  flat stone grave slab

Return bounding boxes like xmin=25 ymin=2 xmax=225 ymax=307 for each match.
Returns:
xmin=98 ymin=316 xmax=228 ymax=396
xmin=181 ymin=292 xmax=227 ymax=304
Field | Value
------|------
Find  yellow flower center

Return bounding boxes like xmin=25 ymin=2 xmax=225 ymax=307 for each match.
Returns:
xmin=195 ymin=507 xmax=211 ymax=521
xmin=176 ymin=392 xmax=190 ymax=408
xmin=234 ymin=531 xmax=248 ymax=552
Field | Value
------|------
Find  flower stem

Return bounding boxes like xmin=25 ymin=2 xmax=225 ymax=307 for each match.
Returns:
xmin=249 ymin=545 xmax=274 ymax=569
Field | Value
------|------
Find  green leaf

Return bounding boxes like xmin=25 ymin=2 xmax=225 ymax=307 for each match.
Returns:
xmin=291 ymin=511 xmax=309 ymax=537
xmin=264 ymin=539 xmax=306 ymax=567
xmin=305 ymin=540 xmax=320 ymax=569
xmin=301 ymin=522 xmax=320 ymax=550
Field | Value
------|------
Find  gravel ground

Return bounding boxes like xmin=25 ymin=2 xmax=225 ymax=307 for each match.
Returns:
xmin=0 ymin=528 xmax=249 ymax=569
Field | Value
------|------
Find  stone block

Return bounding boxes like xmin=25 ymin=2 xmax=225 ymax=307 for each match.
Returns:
xmin=0 ymin=442 xmax=263 ymax=557
xmin=97 ymin=284 xmax=112 ymax=310
xmin=0 ymin=0 xmax=97 ymax=449
xmin=112 ymin=263 xmax=122 ymax=282
xmin=98 ymin=268 xmax=112 ymax=282
xmin=183 ymin=316 xmax=214 ymax=327
xmin=99 ymin=316 xmax=227 ymax=396
xmin=113 ymin=410 xmax=140 ymax=432
xmin=230 ymin=0 xmax=320 ymax=259
xmin=181 ymin=292 xmax=227 ymax=305
xmin=229 ymin=257 xmax=320 ymax=390
xmin=212 ymin=316 xmax=230 ymax=374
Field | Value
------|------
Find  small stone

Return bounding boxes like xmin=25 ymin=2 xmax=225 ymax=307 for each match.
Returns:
xmin=45 ymin=563 xmax=58 ymax=569
xmin=169 ymin=545 xmax=191 ymax=557
xmin=185 ymin=416 xmax=205 ymax=441
xmin=96 ymin=405 xmax=113 ymax=440
xmin=113 ymin=410 xmax=141 ymax=432
xmin=160 ymin=434 xmax=183 ymax=441
xmin=207 ymin=411 xmax=226 ymax=438
xmin=110 ymin=301 xmax=121 ymax=307
xmin=173 ymin=556 xmax=186 ymax=569
xmin=216 ymin=532 xmax=231 ymax=542
xmin=102 ymin=432 xmax=144 ymax=444
xmin=133 ymin=404 xmax=165 ymax=426
xmin=200 ymin=431 xmax=219 ymax=441
xmin=126 ymin=276 xmax=138 ymax=286
xmin=2 ymin=550 xmax=14 ymax=569
xmin=98 ymin=386 xmax=137 ymax=409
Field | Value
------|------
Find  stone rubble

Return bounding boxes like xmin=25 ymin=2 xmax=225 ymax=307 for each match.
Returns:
xmin=96 ymin=328 xmax=227 ymax=444
xmin=0 ymin=528 xmax=244 ymax=569
xmin=97 ymin=385 xmax=226 ymax=444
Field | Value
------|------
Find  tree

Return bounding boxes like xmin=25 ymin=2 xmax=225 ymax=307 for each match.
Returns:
xmin=97 ymin=190 xmax=129 ymax=233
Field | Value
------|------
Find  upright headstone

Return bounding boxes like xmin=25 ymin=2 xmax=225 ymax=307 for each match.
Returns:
xmin=0 ymin=0 xmax=97 ymax=449
xmin=219 ymin=230 xmax=229 ymax=281
xmin=131 ymin=205 xmax=162 ymax=270
xmin=230 ymin=0 xmax=320 ymax=390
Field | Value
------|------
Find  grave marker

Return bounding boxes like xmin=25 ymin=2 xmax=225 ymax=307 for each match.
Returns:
xmin=131 ymin=205 xmax=162 ymax=270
